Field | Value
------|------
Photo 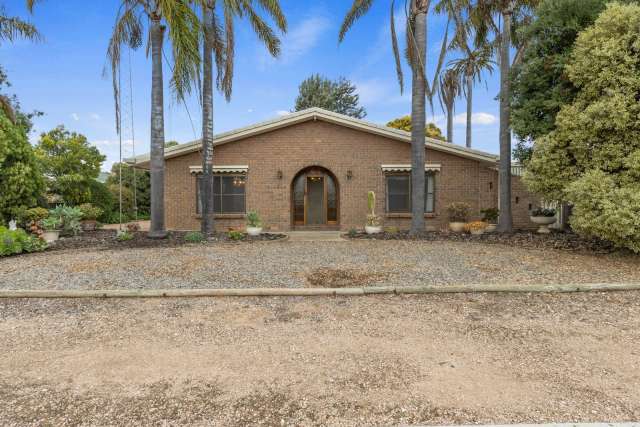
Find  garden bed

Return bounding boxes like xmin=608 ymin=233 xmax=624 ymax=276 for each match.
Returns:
xmin=46 ymin=229 xmax=287 ymax=252
xmin=345 ymin=229 xmax=619 ymax=254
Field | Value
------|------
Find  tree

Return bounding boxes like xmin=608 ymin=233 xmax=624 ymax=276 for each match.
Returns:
xmin=294 ymin=74 xmax=366 ymax=119
xmin=108 ymin=0 xmax=201 ymax=238
xmin=523 ymin=3 xmax=640 ymax=252
xmin=35 ymin=126 xmax=106 ymax=205
xmin=510 ymin=0 xmax=610 ymax=163
xmin=468 ymin=0 xmax=539 ymax=232
xmin=437 ymin=68 xmax=461 ymax=142
xmin=105 ymin=162 xmax=151 ymax=217
xmin=198 ymin=0 xmax=286 ymax=236
xmin=386 ymin=115 xmax=446 ymax=141
xmin=340 ymin=0 xmax=449 ymax=234
xmin=0 ymin=111 xmax=44 ymax=223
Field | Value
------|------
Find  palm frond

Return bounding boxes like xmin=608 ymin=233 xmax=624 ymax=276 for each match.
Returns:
xmin=240 ymin=2 xmax=280 ymax=57
xmin=254 ymin=0 xmax=287 ymax=32
xmin=0 ymin=12 xmax=42 ymax=43
xmin=339 ymin=0 xmax=374 ymax=42
xmin=390 ymin=0 xmax=404 ymax=94
xmin=428 ymin=15 xmax=449 ymax=107
xmin=221 ymin=2 xmax=235 ymax=101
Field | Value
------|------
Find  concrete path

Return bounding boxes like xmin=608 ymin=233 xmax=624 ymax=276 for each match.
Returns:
xmin=285 ymin=231 xmax=344 ymax=242
xmin=102 ymin=220 xmax=150 ymax=231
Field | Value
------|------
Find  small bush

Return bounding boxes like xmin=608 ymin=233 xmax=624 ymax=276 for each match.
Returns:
xmin=246 ymin=211 xmax=261 ymax=228
xmin=79 ymin=203 xmax=103 ymax=220
xmin=184 ymin=231 xmax=205 ymax=243
xmin=480 ymin=208 xmax=499 ymax=223
xmin=347 ymin=228 xmax=358 ymax=238
xmin=228 ymin=230 xmax=244 ymax=241
xmin=446 ymin=202 xmax=470 ymax=222
xmin=50 ymin=205 xmax=83 ymax=235
xmin=531 ymin=207 xmax=556 ymax=217
xmin=41 ymin=216 xmax=61 ymax=231
xmin=117 ymin=230 xmax=134 ymax=241
xmin=19 ymin=207 xmax=49 ymax=225
xmin=366 ymin=214 xmax=381 ymax=227
xmin=0 ymin=227 xmax=47 ymax=256
xmin=464 ymin=221 xmax=488 ymax=233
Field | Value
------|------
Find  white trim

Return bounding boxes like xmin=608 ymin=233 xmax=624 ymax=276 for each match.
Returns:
xmin=126 ymin=108 xmax=499 ymax=167
xmin=381 ymin=164 xmax=442 ymax=173
xmin=189 ymin=165 xmax=249 ymax=175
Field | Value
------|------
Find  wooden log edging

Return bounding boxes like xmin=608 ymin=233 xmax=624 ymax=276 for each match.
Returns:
xmin=0 ymin=282 xmax=639 ymax=299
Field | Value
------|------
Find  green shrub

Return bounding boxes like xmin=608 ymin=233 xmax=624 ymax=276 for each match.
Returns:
xmin=116 ymin=230 xmax=134 ymax=241
xmin=246 ymin=211 xmax=261 ymax=228
xmin=480 ymin=208 xmax=499 ymax=223
xmin=347 ymin=228 xmax=358 ymax=238
xmin=0 ymin=227 xmax=47 ymax=256
xmin=79 ymin=203 xmax=103 ymax=220
xmin=41 ymin=216 xmax=61 ymax=231
xmin=184 ymin=231 xmax=204 ymax=243
xmin=228 ymin=230 xmax=244 ymax=241
xmin=446 ymin=202 xmax=470 ymax=222
xmin=531 ymin=207 xmax=556 ymax=217
xmin=19 ymin=207 xmax=49 ymax=225
xmin=49 ymin=205 xmax=83 ymax=235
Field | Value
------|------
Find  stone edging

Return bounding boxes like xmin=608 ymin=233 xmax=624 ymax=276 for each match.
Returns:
xmin=0 ymin=282 xmax=639 ymax=299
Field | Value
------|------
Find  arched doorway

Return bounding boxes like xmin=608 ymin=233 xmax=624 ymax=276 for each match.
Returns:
xmin=292 ymin=166 xmax=339 ymax=228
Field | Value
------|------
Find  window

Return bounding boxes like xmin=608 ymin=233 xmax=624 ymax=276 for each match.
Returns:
xmin=196 ymin=175 xmax=246 ymax=214
xmin=386 ymin=173 xmax=435 ymax=213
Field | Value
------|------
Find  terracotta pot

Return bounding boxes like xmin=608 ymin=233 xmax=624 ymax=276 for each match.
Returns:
xmin=449 ymin=222 xmax=465 ymax=233
xmin=81 ymin=220 xmax=97 ymax=231
xmin=485 ymin=224 xmax=497 ymax=232
xmin=246 ymin=226 xmax=262 ymax=236
xmin=365 ymin=225 xmax=382 ymax=235
xmin=42 ymin=230 xmax=60 ymax=243
xmin=530 ymin=216 xmax=556 ymax=234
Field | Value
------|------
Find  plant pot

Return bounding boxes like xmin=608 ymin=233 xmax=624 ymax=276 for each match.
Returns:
xmin=42 ymin=230 xmax=60 ymax=243
xmin=365 ymin=225 xmax=382 ymax=235
xmin=449 ymin=222 xmax=465 ymax=233
xmin=246 ymin=226 xmax=262 ymax=236
xmin=81 ymin=219 xmax=97 ymax=231
xmin=485 ymin=223 xmax=497 ymax=232
xmin=530 ymin=216 xmax=556 ymax=234
xmin=470 ymin=229 xmax=484 ymax=236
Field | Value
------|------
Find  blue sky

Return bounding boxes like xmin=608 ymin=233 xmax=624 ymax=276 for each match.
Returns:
xmin=2 ymin=0 xmax=501 ymax=171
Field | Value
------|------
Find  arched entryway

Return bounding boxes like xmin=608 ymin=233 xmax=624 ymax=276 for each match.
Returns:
xmin=291 ymin=166 xmax=339 ymax=229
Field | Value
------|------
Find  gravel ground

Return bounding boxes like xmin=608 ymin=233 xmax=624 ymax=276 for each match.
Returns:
xmin=1 ymin=292 xmax=639 ymax=425
xmin=1 ymin=240 xmax=639 ymax=290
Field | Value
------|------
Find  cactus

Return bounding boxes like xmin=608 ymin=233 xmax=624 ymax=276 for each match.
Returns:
xmin=368 ymin=191 xmax=376 ymax=216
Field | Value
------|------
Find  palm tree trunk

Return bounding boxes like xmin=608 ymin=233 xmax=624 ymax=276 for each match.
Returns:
xmin=446 ymin=102 xmax=453 ymax=143
xmin=410 ymin=1 xmax=428 ymax=235
xmin=497 ymin=3 xmax=514 ymax=232
xmin=465 ymin=73 xmax=472 ymax=148
xmin=148 ymin=18 xmax=167 ymax=238
xmin=201 ymin=4 xmax=215 ymax=237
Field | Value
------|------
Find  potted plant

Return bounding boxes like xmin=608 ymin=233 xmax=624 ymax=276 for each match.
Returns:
xmin=365 ymin=191 xmax=382 ymax=234
xmin=246 ymin=210 xmax=262 ymax=236
xmin=530 ymin=207 xmax=556 ymax=234
xmin=41 ymin=216 xmax=62 ymax=243
xmin=446 ymin=202 xmax=470 ymax=232
xmin=50 ymin=205 xmax=83 ymax=236
xmin=464 ymin=220 xmax=488 ymax=235
xmin=480 ymin=208 xmax=499 ymax=232
xmin=79 ymin=203 xmax=103 ymax=231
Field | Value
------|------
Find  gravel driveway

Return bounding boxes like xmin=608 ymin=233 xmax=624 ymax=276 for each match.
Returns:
xmin=1 ymin=240 xmax=639 ymax=290
xmin=1 ymin=292 xmax=639 ymax=425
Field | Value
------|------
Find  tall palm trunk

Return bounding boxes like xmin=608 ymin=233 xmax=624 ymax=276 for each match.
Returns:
xmin=201 ymin=4 xmax=214 ymax=236
xmin=148 ymin=18 xmax=167 ymax=238
xmin=446 ymin=102 xmax=453 ymax=143
xmin=497 ymin=3 xmax=513 ymax=232
xmin=410 ymin=1 xmax=428 ymax=234
xmin=465 ymin=73 xmax=472 ymax=148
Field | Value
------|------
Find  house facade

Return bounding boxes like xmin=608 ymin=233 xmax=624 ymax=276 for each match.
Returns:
xmin=129 ymin=108 xmax=537 ymax=232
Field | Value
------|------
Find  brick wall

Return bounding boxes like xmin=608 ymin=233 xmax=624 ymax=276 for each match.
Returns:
xmin=163 ymin=120 xmax=537 ymax=231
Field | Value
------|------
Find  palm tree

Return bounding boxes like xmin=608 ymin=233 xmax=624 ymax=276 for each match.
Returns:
xmin=339 ymin=0 xmax=448 ymax=234
xmin=0 ymin=1 xmax=41 ymax=122
xmin=108 ymin=0 xmax=201 ymax=238
xmin=197 ymin=0 xmax=286 ymax=236
xmin=467 ymin=0 xmax=538 ymax=232
xmin=449 ymin=46 xmax=493 ymax=148
xmin=438 ymin=68 xmax=461 ymax=143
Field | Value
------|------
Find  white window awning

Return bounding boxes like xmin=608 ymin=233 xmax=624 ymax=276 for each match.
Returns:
xmin=189 ymin=165 xmax=249 ymax=175
xmin=381 ymin=164 xmax=441 ymax=173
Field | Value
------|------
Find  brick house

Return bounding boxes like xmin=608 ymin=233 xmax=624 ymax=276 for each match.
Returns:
xmin=129 ymin=108 xmax=537 ymax=232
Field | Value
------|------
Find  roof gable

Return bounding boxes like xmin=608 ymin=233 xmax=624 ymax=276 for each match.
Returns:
xmin=127 ymin=108 xmax=499 ymax=167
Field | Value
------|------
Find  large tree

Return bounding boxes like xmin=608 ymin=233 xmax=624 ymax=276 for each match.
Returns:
xmin=437 ymin=68 xmax=461 ymax=142
xmin=468 ymin=0 xmax=539 ymax=232
xmin=523 ymin=3 xmax=640 ymax=252
xmin=340 ymin=0 xmax=448 ymax=234
xmin=108 ymin=0 xmax=201 ymax=238
xmin=106 ymin=162 xmax=150 ymax=217
xmin=294 ymin=74 xmax=366 ymax=119
xmin=386 ymin=115 xmax=446 ymax=141
xmin=198 ymin=0 xmax=286 ymax=236
xmin=35 ymin=126 xmax=106 ymax=205
xmin=510 ymin=0 xmax=610 ymax=163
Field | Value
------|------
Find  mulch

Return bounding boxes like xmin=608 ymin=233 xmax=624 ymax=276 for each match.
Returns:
xmin=346 ymin=229 xmax=620 ymax=254
xmin=47 ymin=229 xmax=287 ymax=252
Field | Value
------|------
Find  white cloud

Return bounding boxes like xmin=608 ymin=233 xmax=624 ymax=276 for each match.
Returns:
xmin=90 ymin=113 xmax=101 ymax=120
xmin=70 ymin=113 xmax=79 ymax=121
xmin=275 ymin=110 xmax=291 ymax=117
xmin=247 ymin=108 xmax=253 ymax=113
xmin=453 ymin=112 xmax=497 ymax=126
xmin=258 ymin=16 xmax=330 ymax=66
